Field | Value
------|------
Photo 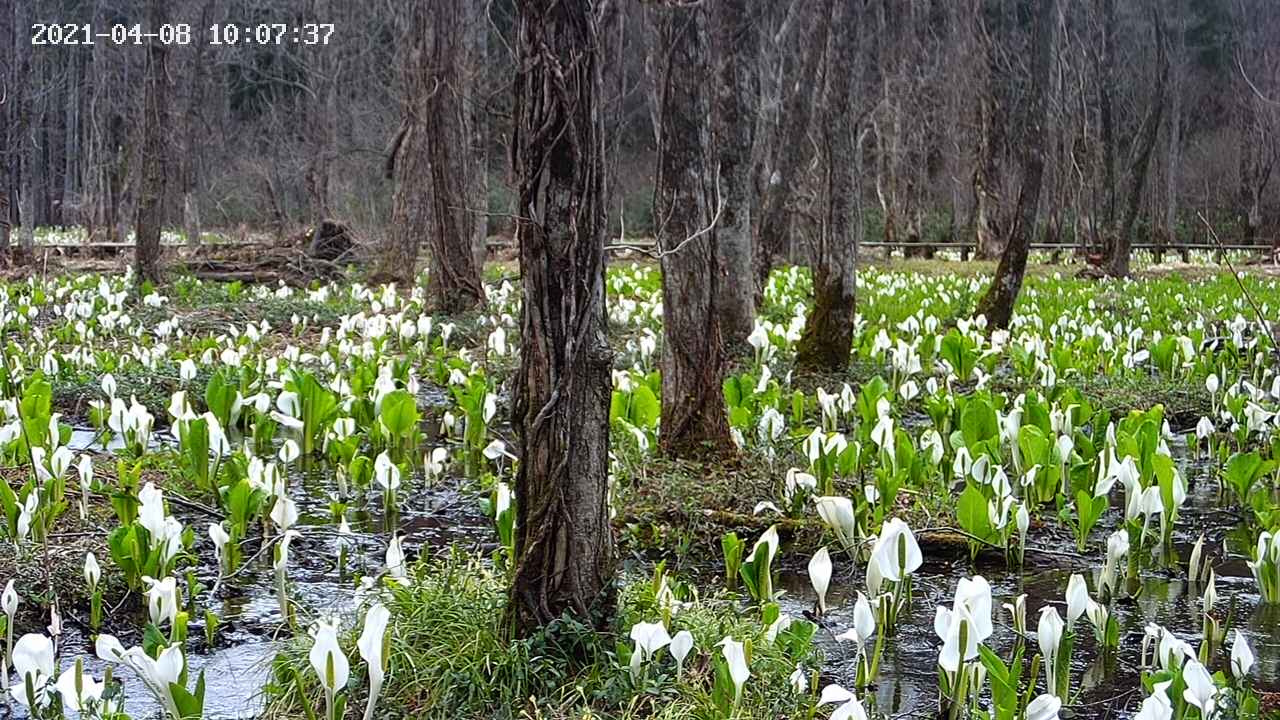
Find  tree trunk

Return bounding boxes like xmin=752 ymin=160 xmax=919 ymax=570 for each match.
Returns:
xmin=1099 ymin=0 xmax=1117 ymax=236
xmin=183 ymin=193 xmax=201 ymax=247
xmin=62 ymin=53 xmax=79 ymax=230
xmin=653 ymin=3 xmax=735 ymax=459
xmin=385 ymin=0 xmax=485 ymax=311
xmin=383 ymin=3 xmax=431 ymax=288
xmin=752 ymin=4 xmax=831 ymax=293
xmin=506 ymin=0 xmax=615 ymax=637
xmin=463 ymin=0 xmax=490 ymax=274
xmin=425 ymin=121 xmax=485 ymax=310
xmin=134 ymin=0 xmax=170 ymax=285
xmin=796 ymin=0 xmax=858 ymax=372
xmin=0 ymin=0 xmax=11 ymax=252
xmin=106 ymin=113 xmax=127 ymax=244
xmin=1105 ymin=10 xmax=1167 ymax=278
xmin=1162 ymin=63 xmax=1182 ymax=261
xmin=15 ymin=0 xmax=33 ymax=257
xmin=184 ymin=3 xmax=212 ymax=247
xmin=710 ymin=0 xmax=757 ymax=353
xmin=972 ymin=93 xmax=1005 ymax=259
xmin=975 ymin=0 xmax=1057 ymax=329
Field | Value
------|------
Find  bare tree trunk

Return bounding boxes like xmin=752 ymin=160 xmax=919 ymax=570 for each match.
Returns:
xmin=710 ymin=0 xmax=757 ymax=353
xmin=797 ymin=0 xmax=858 ymax=372
xmin=653 ymin=3 xmax=734 ymax=459
xmin=134 ymin=0 xmax=170 ymax=284
xmin=1162 ymin=52 xmax=1182 ymax=262
xmin=972 ymin=95 xmax=1004 ymax=258
xmin=183 ymin=194 xmax=200 ymax=247
xmin=62 ymin=53 xmax=79 ymax=231
xmin=184 ymin=3 xmax=211 ymax=247
xmin=462 ymin=0 xmax=490 ymax=274
xmin=976 ymin=0 xmax=1057 ymax=329
xmin=383 ymin=4 xmax=431 ymax=287
xmin=505 ymin=0 xmax=615 ymax=637
xmin=425 ymin=0 xmax=485 ymax=311
xmin=1105 ymin=8 xmax=1167 ymax=278
xmin=1098 ymin=0 xmax=1117 ymax=236
xmin=305 ymin=0 xmax=335 ymax=221
xmin=0 ymin=0 xmax=11 ymax=252
xmin=384 ymin=0 xmax=484 ymax=310
xmin=15 ymin=0 xmax=33 ymax=258
xmin=752 ymin=4 xmax=830 ymax=293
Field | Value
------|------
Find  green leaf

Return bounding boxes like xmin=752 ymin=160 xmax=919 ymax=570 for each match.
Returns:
xmin=1224 ymin=451 xmax=1264 ymax=501
xmin=379 ymin=389 xmax=420 ymax=437
xmin=1075 ymin=489 xmax=1107 ymax=545
xmin=1018 ymin=425 xmax=1050 ymax=467
xmin=722 ymin=376 xmax=742 ymax=409
xmin=609 ymin=390 xmax=626 ymax=425
xmin=957 ymin=484 xmax=994 ymax=541
xmin=204 ymin=371 xmax=235 ymax=428
xmin=961 ymin=397 xmax=998 ymax=448
xmin=630 ymin=385 xmax=660 ymax=430
xmin=349 ymin=456 xmax=373 ymax=488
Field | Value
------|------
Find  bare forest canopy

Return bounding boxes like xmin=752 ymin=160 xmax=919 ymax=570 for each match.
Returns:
xmin=1 ymin=0 xmax=1278 ymax=261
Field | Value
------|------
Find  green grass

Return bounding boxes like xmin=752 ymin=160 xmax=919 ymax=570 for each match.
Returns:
xmin=263 ymin=550 xmax=821 ymax=720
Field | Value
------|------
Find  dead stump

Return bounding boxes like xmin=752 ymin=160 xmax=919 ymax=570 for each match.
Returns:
xmin=308 ymin=219 xmax=355 ymax=262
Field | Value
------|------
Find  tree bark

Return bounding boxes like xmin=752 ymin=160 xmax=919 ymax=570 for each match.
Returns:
xmin=652 ymin=3 xmax=735 ymax=459
xmin=106 ymin=113 xmax=127 ymax=245
xmin=1104 ymin=8 xmax=1167 ymax=278
xmin=710 ymin=0 xmax=757 ymax=353
xmin=972 ymin=93 xmax=1005 ymax=259
xmin=506 ymin=0 xmax=615 ymax=637
xmin=134 ymin=0 xmax=170 ymax=285
xmin=462 ymin=0 xmax=490 ymax=274
xmin=384 ymin=0 xmax=485 ymax=311
xmin=796 ymin=0 xmax=858 ymax=372
xmin=1162 ymin=15 xmax=1183 ymax=263
xmin=752 ymin=3 xmax=830 ymax=293
xmin=183 ymin=3 xmax=212 ymax=247
xmin=1099 ymin=0 xmax=1117 ymax=234
xmin=0 ymin=0 xmax=11 ymax=252
xmin=383 ymin=3 xmax=431 ymax=288
xmin=975 ymin=0 xmax=1057 ymax=329
xmin=15 ymin=0 xmax=33 ymax=257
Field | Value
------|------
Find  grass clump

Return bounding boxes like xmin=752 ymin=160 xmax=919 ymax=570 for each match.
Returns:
xmin=264 ymin=550 xmax=821 ymax=720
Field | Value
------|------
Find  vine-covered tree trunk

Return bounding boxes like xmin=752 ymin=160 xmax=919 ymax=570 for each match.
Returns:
xmin=975 ymin=0 xmax=1056 ymax=329
xmin=506 ymin=0 xmax=615 ymax=637
xmin=710 ymin=0 xmax=757 ymax=353
xmin=653 ymin=3 xmax=734 ymax=459
xmin=134 ymin=0 xmax=169 ymax=285
xmin=796 ymin=0 xmax=857 ymax=372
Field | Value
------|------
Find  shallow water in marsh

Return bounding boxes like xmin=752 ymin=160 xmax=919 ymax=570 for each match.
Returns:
xmin=29 ymin=422 xmax=1280 ymax=719
xmin=25 ymin=389 xmax=493 ymax=719
xmin=769 ymin=441 xmax=1280 ymax=718
xmin=33 ymin=469 xmax=495 ymax=720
